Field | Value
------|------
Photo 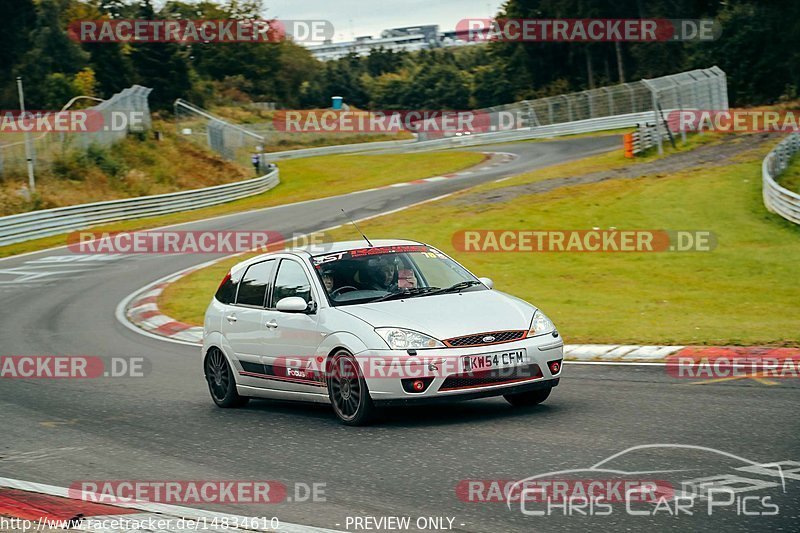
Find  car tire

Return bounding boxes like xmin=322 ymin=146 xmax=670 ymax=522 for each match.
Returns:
xmin=327 ymin=350 xmax=376 ymax=426
xmin=504 ymin=386 xmax=551 ymax=407
xmin=204 ymin=347 xmax=249 ymax=408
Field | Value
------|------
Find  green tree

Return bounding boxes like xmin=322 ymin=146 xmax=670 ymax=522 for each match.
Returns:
xmin=13 ymin=0 xmax=88 ymax=108
xmin=687 ymin=0 xmax=800 ymax=104
xmin=129 ymin=0 xmax=192 ymax=110
xmin=0 ymin=0 xmax=36 ymax=107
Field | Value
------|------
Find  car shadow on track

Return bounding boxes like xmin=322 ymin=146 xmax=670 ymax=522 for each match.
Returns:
xmin=240 ymin=397 xmax=561 ymax=427
xmin=379 ymin=401 xmax=561 ymax=427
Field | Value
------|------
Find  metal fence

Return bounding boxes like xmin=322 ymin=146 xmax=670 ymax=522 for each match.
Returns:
xmin=0 ymin=166 xmax=279 ymax=247
xmin=416 ymin=67 xmax=726 ymax=149
xmin=208 ymin=68 xmax=728 ymax=160
xmin=176 ymin=67 xmax=726 ymax=162
xmin=762 ymin=134 xmax=800 ymax=225
xmin=174 ymin=99 xmax=265 ymax=165
xmin=0 ymin=85 xmax=152 ymax=179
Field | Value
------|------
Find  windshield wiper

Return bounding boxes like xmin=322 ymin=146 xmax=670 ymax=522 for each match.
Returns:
xmin=424 ymin=280 xmax=483 ymax=296
xmin=371 ymin=286 xmax=441 ymax=302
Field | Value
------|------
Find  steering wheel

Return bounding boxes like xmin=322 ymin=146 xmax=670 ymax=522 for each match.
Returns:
xmin=331 ymin=286 xmax=358 ymax=297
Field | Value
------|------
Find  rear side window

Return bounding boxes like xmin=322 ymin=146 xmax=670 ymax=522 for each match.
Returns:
xmin=235 ymin=260 xmax=276 ymax=307
xmin=271 ymin=260 xmax=312 ymax=306
xmin=214 ymin=272 xmax=237 ymax=304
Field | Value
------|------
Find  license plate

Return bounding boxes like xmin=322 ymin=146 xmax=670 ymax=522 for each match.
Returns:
xmin=461 ymin=349 xmax=527 ymax=372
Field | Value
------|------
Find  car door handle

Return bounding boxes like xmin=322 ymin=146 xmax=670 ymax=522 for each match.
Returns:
xmin=265 ymin=320 xmax=278 ymax=328
xmin=225 ymin=314 xmax=237 ymax=323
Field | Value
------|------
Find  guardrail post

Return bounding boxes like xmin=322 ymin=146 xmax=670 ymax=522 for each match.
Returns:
xmin=649 ymin=89 xmax=663 ymax=155
xmin=603 ymin=87 xmax=613 ymax=116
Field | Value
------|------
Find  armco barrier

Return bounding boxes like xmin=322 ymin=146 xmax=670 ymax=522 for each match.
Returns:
xmin=404 ymin=111 xmax=662 ymax=151
xmin=627 ymin=120 xmax=674 ymax=156
xmin=762 ymin=133 xmax=800 ymax=225
xmin=263 ymin=111 xmax=665 ymax=161
xmin=0 ymin=166 xmax=280 ymax=247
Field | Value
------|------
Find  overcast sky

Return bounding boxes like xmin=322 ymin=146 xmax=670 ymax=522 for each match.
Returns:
xmin=262 ymin=0 xmax=504 ymax=42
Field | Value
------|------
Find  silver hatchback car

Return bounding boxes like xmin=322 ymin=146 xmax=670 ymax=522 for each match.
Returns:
xmin=203 ymin=239 xmax=563 ymax=425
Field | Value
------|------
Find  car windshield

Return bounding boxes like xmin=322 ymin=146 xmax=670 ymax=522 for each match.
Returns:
xmin=312 ymin=244 xmax=484 ymax=306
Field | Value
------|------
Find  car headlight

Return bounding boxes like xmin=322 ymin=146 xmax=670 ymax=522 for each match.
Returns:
xmin=375 ymin=328 xmax=444 ymax=350
xmin=527 ymin=310 xmax=555 ymax=337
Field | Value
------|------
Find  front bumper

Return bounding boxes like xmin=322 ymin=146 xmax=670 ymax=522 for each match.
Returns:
xmin=356 ymin=333 xmax=563 ymax=402
xmin=373 ymin=378 xmax=559 ymax=406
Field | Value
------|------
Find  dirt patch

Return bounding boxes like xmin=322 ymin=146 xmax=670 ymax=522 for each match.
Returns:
xmin=449 ymin=133 xmax=779 ymax=207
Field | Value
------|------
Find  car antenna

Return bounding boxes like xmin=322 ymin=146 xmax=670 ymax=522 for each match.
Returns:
xmin=341 ymin=209 xmax=373 ymax=247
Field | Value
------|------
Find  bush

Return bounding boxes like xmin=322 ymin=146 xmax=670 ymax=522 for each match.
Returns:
xmin=52 ymin=144 xmax=126 ymax=181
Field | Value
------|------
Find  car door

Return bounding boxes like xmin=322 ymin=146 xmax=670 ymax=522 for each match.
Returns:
xmin=261 ymin=257 xmax=327 ymax=393
xmin=224 ymin=259 xmax=277 ymax=386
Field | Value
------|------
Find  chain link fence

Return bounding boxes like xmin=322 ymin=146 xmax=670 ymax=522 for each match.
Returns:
xmin=416 ymin=66 xmax=727 ymax=150
xmin=174 ymin=99 xmax=265 ymax=165
xmin=0 ymin=85 xmax=152 ymax=180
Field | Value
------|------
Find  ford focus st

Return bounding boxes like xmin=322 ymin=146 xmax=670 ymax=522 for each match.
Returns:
xmin=203 ymin=239 xmax=563 ymax=425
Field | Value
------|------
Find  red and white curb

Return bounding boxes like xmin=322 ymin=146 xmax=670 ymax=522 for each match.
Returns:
xmin=114 ymin=149 xmax=789 ymax=364
xmin=117 ymin=260 xmax=214 ymax=347
xmin=118 ymin=260 xmax=793 ymax=365
xmin=122 ymin=282 xmax=789 ymax=365
xmin=0 ymin=476 xmax=341 ymax=532
xmin=565 ymin=344 xmax=685 ymax=361
xmin=118 ymin=261 xmax=686 ymax=359
xmin=119 ymin=266 xmax=794 ymax=364
xmin=123 ymin=274 xmax=205 ymax=345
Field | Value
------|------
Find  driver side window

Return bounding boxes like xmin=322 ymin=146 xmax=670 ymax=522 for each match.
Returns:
xmin=271 ymin=259 xmax=313 ymax=307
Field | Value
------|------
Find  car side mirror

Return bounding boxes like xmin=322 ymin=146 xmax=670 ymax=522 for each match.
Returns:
xmin=478 ymin=277 xmax=494 ymax=289
xmin=276 ymin=297 xmax=312 ymax=313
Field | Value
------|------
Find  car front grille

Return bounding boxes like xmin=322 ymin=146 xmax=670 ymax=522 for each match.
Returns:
xmin=443 ymin=330 xmax=526 ymax=347
xmin=439 ymin=364 xmax=542 ymax=391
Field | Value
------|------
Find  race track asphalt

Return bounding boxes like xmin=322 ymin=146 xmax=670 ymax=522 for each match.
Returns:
xmin=1 ymin=135 xmax=797 ymax=532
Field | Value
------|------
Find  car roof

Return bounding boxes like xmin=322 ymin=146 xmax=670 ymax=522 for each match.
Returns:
xmin=291 ymin=239 xmax=426 ymax=255
xmin=230 ymin=239 xmax=428 ymax=274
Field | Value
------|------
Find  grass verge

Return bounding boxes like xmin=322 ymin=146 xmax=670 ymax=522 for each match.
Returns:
xmin=160 ymin=136 xmax=800 ymax=346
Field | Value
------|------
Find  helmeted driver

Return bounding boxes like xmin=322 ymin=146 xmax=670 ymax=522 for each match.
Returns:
xmin=370 ymin=258 xmax=397 ymax=291
xmin=321 ymin=268 xmax=336 ymax=293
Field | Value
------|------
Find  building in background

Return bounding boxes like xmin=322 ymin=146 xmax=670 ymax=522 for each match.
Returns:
xmin=307 ymin=24 xmax=477 ymax=61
